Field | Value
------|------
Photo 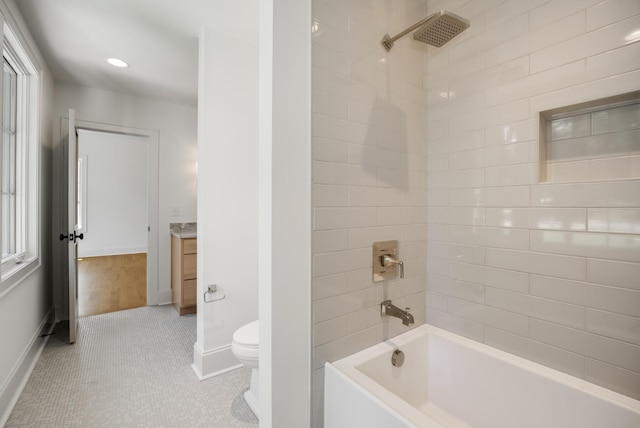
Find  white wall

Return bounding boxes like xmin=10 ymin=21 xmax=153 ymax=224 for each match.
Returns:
xmin=52 ymin=83 xmax=197 ymax=311
xmin=194 ymin=25 xmax=259 ymax=379
xmin=0 ymin=0 xmax=54 ymax=424
xmin=310 ymin=0 xmax=429 ymax=425
xmin=77 ymin=130 xmax=148 ymax=258
xmin=425 ymin=0 xmax=640 ymax=401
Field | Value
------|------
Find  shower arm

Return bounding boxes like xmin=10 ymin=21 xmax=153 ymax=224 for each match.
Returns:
xmin=382 ymin=13 xmax=436 ymax=51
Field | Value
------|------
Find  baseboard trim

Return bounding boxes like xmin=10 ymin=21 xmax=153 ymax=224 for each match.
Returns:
xmin=192 ymin=342 xmax=243 ymax=381
xmin=0 ymin=307 xmax=55 ymax=426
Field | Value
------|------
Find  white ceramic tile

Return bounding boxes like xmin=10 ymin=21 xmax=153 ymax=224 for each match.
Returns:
xmin=484 ymin=327 xmax=585 ymax=379
xmin=348 ymin=186 xmax=402 ymax=207
xmin=484 ymin=227 xmax=530 ymax=250
xmin=592 ymin=103 xmax=640 ymax=135
xmin=485 ymin=163 xmax=538 ymax=187
xmin=530 ymin=70 xmax=640 ymax=115
xmin=587 ymin=309 xmax=640 ymax=346
xmin=314 ymin=67 xmax=376 ymax=105
xmin=587 ymin=259 xmax=640 ymax=291
xmin=484 ymin=0 xmax=550 ymax=28
xmin=448 ymin=226 xmax=483 ymax=246
xmin=347 ymin=99 xmax=373 ymax=125
xmin=347 ymin=226 xmax=402 ymax=250
xmin=449 ymin=188 xmax=481 ymax=207
xmin=529 ymin=0 xmax=602 ymax=29
xmin=313 ymin=137 xmax=349 ymax=163
xmin=313 ymin=326 xmax=378 ymax=369
xmin=486 ymin=287 xmax=585 ymax=329
xmin=481 ymin=186 xmax=531 ymax=207
xmin=426 ymin=290 xmax=448 ymax=311
xmin=313 ymin=273 xmax=348 ymax=300
xmin=313 ymin=92 xmax=348 ymax=120
xmin=586 ymin=0 xmax=640 ymax=31
xmin=313 ymin=287 xmax=378 ymax=323
xmin=426 ymin=190 xmax=448 ymax=207
xmin=588 ymin=208 xmax=640 ymax=234
xmin=587 ymin=42 xmax=640 ymax=80
xmin=448 ymin=297 xmax=529 ymax=335
xmin=378 ymin=207 xmax=426 ymax=226
xmin=425 ymin=223 xmax=448 ymax=242
xmin=485 ymin=207 xmax=587 ymax=231
xmin=485 ymin=119 xmax=536 ymax=146
xmin=347 ymin=306 xmax=381 ymax=334
xmin=314 ymin=230 xmax=348 ymax=253
xmin=448 ymin=243 xmax=485 ymax=265
xmin=313 ymin=161 xmax=378 ymax=187
xmin=530 ymin=15 xmax=640 ymax=73
xmin=314 ymin=207 xmax=377 ymax=230
xmin=448 ymin=148 xmax=485 ymax=170
xmin=314 ymin=316 xmax=348 ymax=346
xmin=426 ymin=256 xmax=450 ymax=277
xmin=488 ymin=60 xmax=586 ymax=107
xmin=450 ymin=11 xmax=529 ymax=64
xmin=313 ymin=184 xmax=348 ymax=207
xmin=486 ymin=248 xmax=587 ymax=280
xmin=313 ymin=248 xmax=371 ymax=277
xmin=425 ymin=308 xmax=485 ymax=342
xmin=531 ymin=274 xmax=640 ymax=318
xmin=347 ymin=268 xmax=373 ymax=292
xmin=313 ymin=43 xmax=348 ymax=76
xmin=486 ymin=12 xmax=585 ymax=68
xmin=429 ymin=207 xmax=484 ymax=226
xmin=530 ymin=230 xmax=640 ymax=263
xmin=531 ymin=181 xmax=640 ymax=207
xmin=546 ymin=160 xmax=590 ymax=182
xmin=590 ymin=155 xmax=637 ymax=180
xmin=426 ymin=274 xmax=484 ymax=303
xmin=585 ymin=359 xmax=640 ymax=401
xmin=530 ymin=319 xmax=640 ymax=373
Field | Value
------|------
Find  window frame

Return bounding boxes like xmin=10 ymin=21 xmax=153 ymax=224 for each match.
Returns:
xmin=0 ymin=20 xmax=40 ymax=290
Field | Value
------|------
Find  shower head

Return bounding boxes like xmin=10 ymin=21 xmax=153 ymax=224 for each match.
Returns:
xmin=382 ymin=10 xmax=470 ymax=52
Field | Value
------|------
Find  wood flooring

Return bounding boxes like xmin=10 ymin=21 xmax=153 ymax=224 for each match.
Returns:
xmin=78 ymin=253 xmax=147 ymax=317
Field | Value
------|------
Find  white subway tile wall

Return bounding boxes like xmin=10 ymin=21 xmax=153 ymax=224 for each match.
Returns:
xmin=424 ymin=0 xmax=640 ymax=405
xmin=311 ymin=0 xmax=429 ymax=425
xmin=312 ymin=0 xmax=640 ymax=425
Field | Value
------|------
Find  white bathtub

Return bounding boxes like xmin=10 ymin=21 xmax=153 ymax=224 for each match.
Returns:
xmin=325 ymin=324 xmax=640 ymax=428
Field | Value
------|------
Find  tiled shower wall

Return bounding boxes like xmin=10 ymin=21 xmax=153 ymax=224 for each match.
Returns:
xmin=311 ymin=0 xmax=429 ymax=424
xmin=425 ymin=0 xmax=640 ymax=402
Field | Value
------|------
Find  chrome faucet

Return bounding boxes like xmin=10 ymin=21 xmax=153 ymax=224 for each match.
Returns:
xmin=380 ymin=300 xmax=414 ymax=326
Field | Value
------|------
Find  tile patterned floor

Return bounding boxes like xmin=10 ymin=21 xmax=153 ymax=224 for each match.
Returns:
xmin=7 ymin=306 xmax=258 ymax=427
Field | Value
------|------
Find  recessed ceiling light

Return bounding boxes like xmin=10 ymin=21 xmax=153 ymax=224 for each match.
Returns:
xmin=107 ymin=58 xmax=129 ymax=68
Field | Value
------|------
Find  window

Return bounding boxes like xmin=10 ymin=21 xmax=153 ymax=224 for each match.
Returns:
xmin=0 ymin=22 xmax=39 ymax=281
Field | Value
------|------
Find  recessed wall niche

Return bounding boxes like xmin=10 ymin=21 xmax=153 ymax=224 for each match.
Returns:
xmin=539 ymin=91 xmax=640 ymax=183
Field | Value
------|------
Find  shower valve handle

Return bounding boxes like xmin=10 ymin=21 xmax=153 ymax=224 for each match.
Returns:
xmin=380 ymin=254 xmax=404 ymax=278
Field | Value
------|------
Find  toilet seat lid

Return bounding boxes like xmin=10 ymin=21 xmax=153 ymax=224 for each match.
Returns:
xmin=233 ymin=320 xmax=259 ymax=346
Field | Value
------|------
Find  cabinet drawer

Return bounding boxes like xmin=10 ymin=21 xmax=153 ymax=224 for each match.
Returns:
xmin=183 ymin=238 xmax=197 ymax=254
xmin=183 ymin=254 xmax=197 ymax=279
xmin=182 ymin=279 xmax=197 ymax=306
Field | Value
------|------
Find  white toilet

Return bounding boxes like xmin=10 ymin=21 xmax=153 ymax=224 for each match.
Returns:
xmin=231 ymin=320 xmax=259 ymax=418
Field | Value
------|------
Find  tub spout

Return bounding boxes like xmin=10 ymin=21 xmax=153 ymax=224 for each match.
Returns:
xmin=381 ymin=300 xmax=414 ymax=326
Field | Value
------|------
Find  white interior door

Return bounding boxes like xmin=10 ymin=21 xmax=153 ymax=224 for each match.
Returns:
xmin=66 ymin=108 xmax=79 ymax=343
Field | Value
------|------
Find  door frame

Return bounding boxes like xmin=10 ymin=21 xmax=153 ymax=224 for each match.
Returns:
xmin=57 ymin=118 xmax=160 ymax=318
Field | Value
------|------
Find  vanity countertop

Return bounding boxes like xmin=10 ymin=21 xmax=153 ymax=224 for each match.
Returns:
xmin=170 ymin=222 xmax=197 ymax=239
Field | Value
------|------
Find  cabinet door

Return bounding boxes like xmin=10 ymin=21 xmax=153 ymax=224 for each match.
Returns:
xmin=183 ymin=279 xmax=197 ymax=306
xmin=183 ymin=238 xmax=197 ymax=254
xmin=183 ymin=254 xmax=197 ymax=279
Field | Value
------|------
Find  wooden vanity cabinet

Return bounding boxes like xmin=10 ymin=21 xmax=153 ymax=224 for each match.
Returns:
xmin=171 ymin=236 xmax=197 ymax=315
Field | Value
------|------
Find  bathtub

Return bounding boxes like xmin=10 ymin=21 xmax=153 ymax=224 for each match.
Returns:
xmin=325 ymin=324 xmax=640 ymax=427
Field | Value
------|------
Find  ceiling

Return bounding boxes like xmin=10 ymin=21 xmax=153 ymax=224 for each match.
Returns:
xmin=15 ymin=0 xmax=258 ymax=107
